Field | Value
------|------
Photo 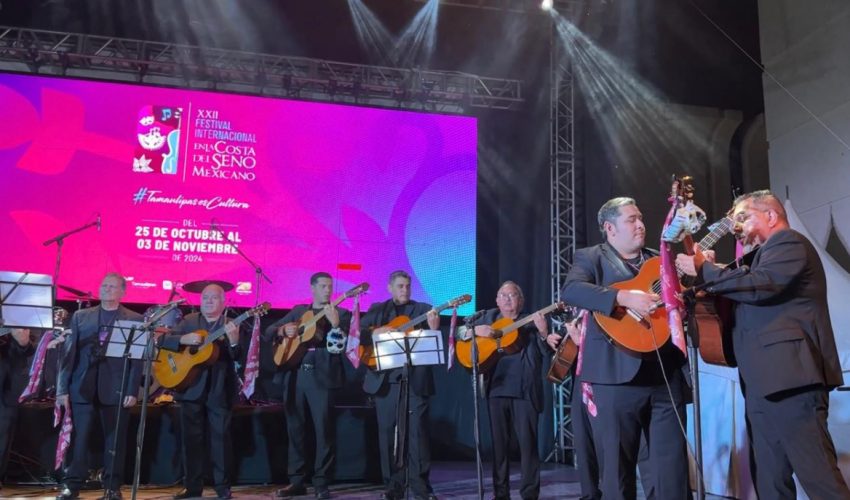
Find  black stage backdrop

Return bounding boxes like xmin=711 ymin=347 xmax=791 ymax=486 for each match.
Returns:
xmin=1 ymin=0 xmax=764 ymax=483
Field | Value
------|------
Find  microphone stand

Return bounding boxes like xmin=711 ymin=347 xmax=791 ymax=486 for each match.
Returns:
xmin=128 ymin=300 xmax=184 ymax=500
xmin=680 ymin=265 xmax=750 ymax=500
xmin=42 ymin=217 xmax=99 ymax=305
xmin=466 ymin=315 xmax=484 ymax=500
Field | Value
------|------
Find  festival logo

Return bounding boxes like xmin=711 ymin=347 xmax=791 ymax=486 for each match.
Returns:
xmin=133 ymin=105 xmax=183 ymax=175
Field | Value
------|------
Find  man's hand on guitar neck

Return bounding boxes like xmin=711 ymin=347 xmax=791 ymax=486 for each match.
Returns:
xmin=616 ymin=290 xmax=660 ymax=318
xmin=675 ymin=246 xmax=716 ymax=277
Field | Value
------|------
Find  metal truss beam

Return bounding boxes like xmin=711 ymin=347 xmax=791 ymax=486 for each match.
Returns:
xmin=0 ymin=26 xmax=523 ymax=114
xmin=412 ymin=0 xmax=581 ymax=13
xmin=547 ymin=2 xmax=577 ymax=464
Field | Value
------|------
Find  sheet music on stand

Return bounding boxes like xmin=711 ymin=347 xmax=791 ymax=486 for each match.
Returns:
xmin=105 ymin=320 xmax=148 ymax=360
xmin=373 ymin=329 xmax=445 ymax=371
xmin=0 ymin=271 xmax=54 ymax=329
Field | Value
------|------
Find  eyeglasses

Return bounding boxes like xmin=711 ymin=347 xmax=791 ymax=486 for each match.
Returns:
xmin=497 ymin=292 xmax=520 ymax=299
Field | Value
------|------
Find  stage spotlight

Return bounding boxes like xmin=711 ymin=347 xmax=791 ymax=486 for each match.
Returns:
xmin=541 ymin=0 xmax=554 ymax=11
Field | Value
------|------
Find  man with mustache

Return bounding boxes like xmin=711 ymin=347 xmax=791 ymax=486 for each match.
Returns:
xmin=561 ymin=197 xmax=690 ymax=499
xmin=676 ymin=190 xmax=848 ymax=499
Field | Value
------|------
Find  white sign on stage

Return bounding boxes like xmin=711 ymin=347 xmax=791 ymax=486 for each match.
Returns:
xmin=373 ymin=329 xmax=444 ymax=371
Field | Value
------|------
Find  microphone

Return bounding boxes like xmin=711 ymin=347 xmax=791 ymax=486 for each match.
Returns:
xmin=465 ymin=309 xmax=487 ymax=324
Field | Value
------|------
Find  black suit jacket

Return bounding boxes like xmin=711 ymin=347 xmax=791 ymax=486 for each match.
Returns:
xmin=0 ymin=334 xmax=35 ymax=408
xmin=262 ymin=305 xmax=351 ymax=404
xmin=700 ymin=228 xmax=844 ymax=398
xmin=57 ymin=305 xmax=144 ymax=405
xmin=161 ymin=312 xmax=243 ymax=405
xmin=473 ymin=308 xmax=546 ymax=412
xmin=560 ymin=243 xmax=687 ymax=385
xmin=360 ymin=299 xmax=436 ymax=397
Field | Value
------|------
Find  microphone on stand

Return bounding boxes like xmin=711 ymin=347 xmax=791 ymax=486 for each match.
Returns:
xmin=465 ymin=309 xmax=487 ymax=325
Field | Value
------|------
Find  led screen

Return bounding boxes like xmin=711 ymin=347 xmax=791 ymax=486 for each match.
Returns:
xmin=0 ymin=72 xmax=477 ymax=313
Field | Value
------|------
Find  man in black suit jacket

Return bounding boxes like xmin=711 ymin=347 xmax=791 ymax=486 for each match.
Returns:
xmin=677 ymin=190 xmax=849 ymax=499
xmin=0 ymin=327 xmax=34 ymax=489
xmin=160 ymin=283 xmax=242 ymax=500
xmin=264 ymin=272 xmax=351 ymax=500
xmin=561 ymin=197 xmax=690 ymax=499
xmin=360 ymin=270 xmax=440 ymax=500
xmin=56 ymin=273 xmax=143 ymax=500
xmin=466 ymin=281 xmax=554 ymax=500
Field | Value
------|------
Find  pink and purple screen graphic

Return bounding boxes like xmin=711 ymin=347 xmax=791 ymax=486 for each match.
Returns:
xmin=0 ymin=72 xmax=477 ymax=312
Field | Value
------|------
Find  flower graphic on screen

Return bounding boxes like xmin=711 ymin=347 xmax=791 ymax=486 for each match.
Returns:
xmin=133 ymin=105 xmax=182 ymax=175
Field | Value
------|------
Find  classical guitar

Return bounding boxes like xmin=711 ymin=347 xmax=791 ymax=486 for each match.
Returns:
xmin=359 ymin=293 xmax=472 ymax=370
xmin=455 ymin=302 xmax=565 ymax=372
xmin=272 ymin=282 xmax=369 ymax=369
xmin=546 ymin=311 xmax=582 ymax=384
xmin=687 ymin=218 xmax=737 ymax=367
xmin=153 ymin=302 xmax=270 ymax=391
xmin=594 ymin=196 xmax=733 ymax=354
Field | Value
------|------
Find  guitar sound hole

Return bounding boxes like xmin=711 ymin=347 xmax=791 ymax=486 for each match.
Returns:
xmin=189 ymin=346 xmax=197 ymax=355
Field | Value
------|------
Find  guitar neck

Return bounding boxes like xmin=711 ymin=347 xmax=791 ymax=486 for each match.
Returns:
xmin=203 ymin=310 xmax=252 ymax=345
xmin=696 ymin=218 xmax=733 ymax=252
xmin=302 ymin=293 xmax=349 ymax=330
xmin=397 ymin=302 xmax=452 ymax=331
xmin=495 ymin=303 xmax=559 ymax=334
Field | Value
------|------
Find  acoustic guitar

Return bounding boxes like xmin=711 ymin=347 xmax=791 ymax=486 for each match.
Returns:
xmin=594 ymin=211 xmax=734 ymax=355
xmin=546 ymin=313 xmax=581 ymax=384
xmin=455 ymin=302 xmax=565 ymax=372
xmin=272 ymin=282 xmax=369 ymax=368
xmin=153 ymin=302 xmax=270 ymax=391
xmin=359 ymin=293 xmax=471 ymax=370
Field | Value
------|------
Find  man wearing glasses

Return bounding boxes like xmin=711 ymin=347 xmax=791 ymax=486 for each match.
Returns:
xmin=465 ymin=281 xmax=554 ymax=500
xmin=676 ymin=190 xmax=848 ymax=499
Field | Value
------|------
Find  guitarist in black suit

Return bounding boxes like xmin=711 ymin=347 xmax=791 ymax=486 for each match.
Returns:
xmin=0 ymin=327 xmax=34 ymax=489
xmin=676 ymin=190 xmax=849 ymax=499
xmin=161 ymin=283 xmax=242 ymax=500
xmin=360 ymin=270 xmax=440 ymax=500
xmin=263 ymin=272 xmax=351 ymax=500
xmin=560 ymin=197 xmax=690 ymax=500
xmin=466 ymin=281 xmax=554 ymax=500
xmin=56 ymin=273 xmax=144 ymax=500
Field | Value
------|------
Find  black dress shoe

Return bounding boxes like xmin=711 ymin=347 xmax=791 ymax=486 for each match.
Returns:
xmin=275 ymin=484 xmax=307 ymax=497
xmin=99 ymin=490 xmax=123 ymax=500
xmin=215 ymin=487 xmax=233 ymax=499
xmin=173 ymin=488 xmax=203 ymax=499
xmin=314 ymin=487 xmax=331 ymax=499
xmin=56 ymin=485 xmax=80 ymax=500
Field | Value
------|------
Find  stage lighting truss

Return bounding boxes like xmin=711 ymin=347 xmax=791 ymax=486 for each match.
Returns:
xmin=411 ymin=0 xmax=581 ymax=13
xmin=0 ymin=26 xmax=523 ymax=113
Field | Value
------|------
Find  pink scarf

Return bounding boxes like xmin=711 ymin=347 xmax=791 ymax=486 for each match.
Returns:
xmin=345 ymin=295 xmax=361 ymax=368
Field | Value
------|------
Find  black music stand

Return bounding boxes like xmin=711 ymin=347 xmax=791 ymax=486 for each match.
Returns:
xmin=0 ymin=271 xmax=54 ymax=330
xmin=374 ymin=329 xmax=444 ymax=499
xmin=103 ymin=320 xmax=147 ymax=498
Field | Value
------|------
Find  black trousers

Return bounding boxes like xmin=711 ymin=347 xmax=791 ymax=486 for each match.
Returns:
xmin=570 ymin=377 xmax=601 ymax=500
xmin=65 ymin=402 xmax=129 ymax=491
xmin=589 ymin=373 xmax=689 ymax=500
xmin=374 ymin=382 xmax=432 ymax=496
xmin=178 ymin=399 xmax=233 ymax=493
xmin=285 ymin=368 xmax=335 ymax=489
xmin=0 ymin=404 xmax=18 ymax=482
xmin=746 ymin=387 xmax=850 ymax=500
xmin=487 ymin=397 xmax=539 ymax=500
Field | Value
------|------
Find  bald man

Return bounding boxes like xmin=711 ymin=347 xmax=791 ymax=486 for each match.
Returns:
xmin=677 ymin=190 xmax=848 ymax=499
xmin=161 ymin=284 xmax=242 ymax=500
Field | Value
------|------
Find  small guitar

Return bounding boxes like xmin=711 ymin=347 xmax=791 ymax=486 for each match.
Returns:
xmin=359 ymin=294 xmax=472 ymax=370
xmin=594 ymin=200 xmax=734 ymax=354
xmin=546 ymin=311 xmax=582 ymax=384
xmin=272 ymin=283 xmax=370 ymax=368
xmin=153 ymin=302 xmax=270 ymax=391
xmin=455 ymin=302 xmax=565 ymax=372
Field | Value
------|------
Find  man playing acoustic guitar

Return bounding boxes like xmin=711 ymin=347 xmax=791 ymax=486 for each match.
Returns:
xmin=360 ymin=270 xmax=440 ymax=500
xmin=161 ymin=283 xmax=242 ymax=500
xmin=560 ymin=197 xmax=690 ymax=500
